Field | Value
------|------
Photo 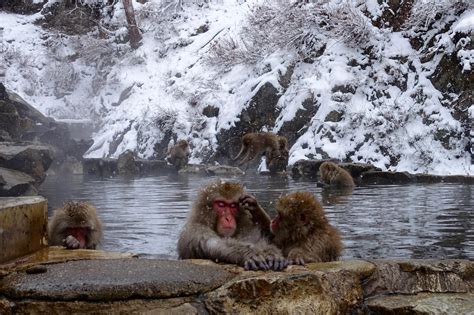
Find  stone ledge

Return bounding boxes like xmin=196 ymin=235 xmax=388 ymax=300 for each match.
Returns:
xmin=0 ymin=197 xmax=47 ymax=263
xmin=0 ymin=256 xmax=472 ymax=314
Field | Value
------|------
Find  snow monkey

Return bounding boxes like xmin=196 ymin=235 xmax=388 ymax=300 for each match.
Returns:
xmin=177 ymin=180 xmax=288 ymax=271
xmin=233 ymin=132 xmax=283 ymax=167
xmin=270 ymin=192 xmax=343 ymax=264
xmin=48 ymin=201 xmax=103 ymax=250
xmin=319 ymin=161 xmax=355 ymax=188
xmin=166 ymin=139 xmax=190 ymax=170
xmin=266 ymin=136 xmax=289 ymax=174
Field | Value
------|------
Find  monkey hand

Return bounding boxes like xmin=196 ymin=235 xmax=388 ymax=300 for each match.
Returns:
xmin=287 ymin=249 xmax=305 ymax=266
xmin=242 ymin=248 xmax=271 ymax=271
xmin=261 ymin=245 xmax=288 ymax=271
xmin=63 ymin=235 xmax=81 ymax=249
xmin=239 ymin=194 xmax=260 ymax=213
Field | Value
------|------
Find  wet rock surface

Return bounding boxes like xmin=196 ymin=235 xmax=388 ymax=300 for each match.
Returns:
xmin=365 ymin=293 xmax=474 ymax=314
xmin=0 ymin=259 xmax=234 ymax=301
xmin=1 ymin=257 xmax=472 ymax=314
xmin=291 ymin=159 xmax=474 ymax=184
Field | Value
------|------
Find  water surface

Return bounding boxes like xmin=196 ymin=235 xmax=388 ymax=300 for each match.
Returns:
xmin=40 ymin=173 xmax=473 ymax=260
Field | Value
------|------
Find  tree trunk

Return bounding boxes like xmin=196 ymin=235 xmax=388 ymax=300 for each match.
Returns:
xmin=122 ymin=0 xmax=142 ymax=49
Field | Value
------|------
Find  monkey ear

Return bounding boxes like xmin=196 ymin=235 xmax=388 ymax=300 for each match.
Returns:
xmin=300 ymin=212 xmax=309 ymax=225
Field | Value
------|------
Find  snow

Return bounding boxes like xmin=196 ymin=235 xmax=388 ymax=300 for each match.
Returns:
xmin=0 ymin=1 xmax=472 ymax=175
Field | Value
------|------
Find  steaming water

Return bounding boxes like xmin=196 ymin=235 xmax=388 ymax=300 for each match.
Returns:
xmin=39 ymin=173 xmax=474 ymax=260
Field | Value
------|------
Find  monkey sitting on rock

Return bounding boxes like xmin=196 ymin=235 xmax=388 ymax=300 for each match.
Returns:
xmin=166 ymin=139 xmax=190 ymax=170
xmin=234 ymin=132 xmax=288 ymax=173
xmin=48 ymin=201 xmax=103 ymax=250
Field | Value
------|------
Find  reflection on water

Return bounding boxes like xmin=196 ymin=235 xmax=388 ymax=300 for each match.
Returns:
xmin=39 ymin=173 xmax=474 ymax=260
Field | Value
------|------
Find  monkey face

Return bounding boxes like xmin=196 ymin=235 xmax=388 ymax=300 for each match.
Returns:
xmin=213 ymin=199 xmax=238 ymax=237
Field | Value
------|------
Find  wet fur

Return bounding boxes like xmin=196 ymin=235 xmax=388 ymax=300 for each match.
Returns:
xmin=48 ymin=201 xmax=103 ymax=249
xmin=319 ymin=161 xmax=355 ymax=188
xmin=272 ymin=192 xmax=342 ymax=263
xmin=177 ymin=180 xmax=285 ymax=269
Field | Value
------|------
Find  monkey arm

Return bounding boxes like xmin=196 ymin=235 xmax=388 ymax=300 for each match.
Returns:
xmin=239 ymin=194 xmax=272 ymax=239
xmin=177 ymin=224 xmax=272 ymax=270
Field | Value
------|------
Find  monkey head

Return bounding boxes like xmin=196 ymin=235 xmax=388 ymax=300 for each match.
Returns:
xmin=195 ymin=180 xmax=245 ymax=237
xmin=57 ymin=201 xmax=100 ymax=248
xmin=319 ymin=161 xmax=337 ymax=177
xmin=271 ymin=192 xmax=326 ymax=244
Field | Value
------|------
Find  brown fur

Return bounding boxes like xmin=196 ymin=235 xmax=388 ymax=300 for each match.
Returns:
xmin=266 ymin=136 xmax=289 ymax=173
xmin=271 ymin=192 xmax=342 ymax=263
xmin=234 ymin=132 xmax=280 ymax=166
xmin=177 ymin=180 xmax=287 ymax=270
xmin=166 ymin=140 xmax=190 ymax=170
xmin=319 ymin=161 xmax=355 ymax=188
xmin=48 ymin=201 xmax=103 ymax=249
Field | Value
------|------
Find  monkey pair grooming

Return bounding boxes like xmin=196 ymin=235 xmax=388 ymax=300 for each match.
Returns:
xmin=166 ymin=139 xmax=190 ymax=170
xmin=234 ymin=132 xmax=288 ymax=173
xmin=178 ymin=181 xmax=342 ymax=268
xmin=48 ymin=201 xmax=103 ymax=249
xmin=319 ymin=161 xmax=355 ymax=188
xmin=177 ymin=180 xmax=288 ymax=271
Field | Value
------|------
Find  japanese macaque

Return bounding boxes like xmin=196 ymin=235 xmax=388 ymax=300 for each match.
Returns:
xmin=266 ymin=136 xmax=289 ymax=174
xmin=270 ymin=192 xmax=343 ymax=264
xmin=233 ymin=132 xmax=280 ymax=166
xmin=319 ymin=161 xmax=355 ymax=188
xmin=48 ymin=201 xmax=103 ymax=250
xmin=166 ymin=139 xmax=190 ymax=170
xmin=177 ymin=180 xmax=288 ymax=271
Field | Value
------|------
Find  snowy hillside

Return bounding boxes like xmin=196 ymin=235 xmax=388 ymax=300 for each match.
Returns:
xmin=1 ymin=0 xmax=473 ymax=175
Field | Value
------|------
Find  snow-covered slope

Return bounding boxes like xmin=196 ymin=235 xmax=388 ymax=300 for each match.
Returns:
xmin=1 ymin=0 xmax=472 ymax=175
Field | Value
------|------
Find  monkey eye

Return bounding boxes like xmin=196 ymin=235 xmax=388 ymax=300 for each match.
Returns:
xmin=217 ymin=201 xmax=226 ymax=208
xmin=229 ymin=203 xmax=238 ymax=209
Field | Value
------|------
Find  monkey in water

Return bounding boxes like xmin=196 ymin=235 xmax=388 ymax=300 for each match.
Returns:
xmin=319 ymin=161 xmax=355 ymax=188
xmin=270 ymin=192 xmax=343 ymax=264
xmin=48 ymin=201 xmax=103 ymax=249
xmin=166 ymin=139 xmax=190 ymax=170
xmin=177 ymin=180 xmax=287 ymax=271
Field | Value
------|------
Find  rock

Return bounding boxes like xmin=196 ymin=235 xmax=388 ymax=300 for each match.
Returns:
xmin=358 ymin=171 xmax=414 ymax=185
xmin=205 ymin=165 xmax=245 ymax=176
xmin=178 ymin=164 xmax=244 ymax=176
xmin=0 ymin=196 xmax=48 ymax=263
xmin=82 ymin=158 xmax=119 ymax=177
xmin=204 ymin=269 xmax=364 ymax=314
xmin=338 ymin=162 xmax=382 ymax=179
xmin=0 ymin=167 xmax=37 ymax=197
xmin=0 ymin=143 xmax=54 ymax=184
xmin=202 ymin=105 xmax=219 ymax=118
xmin=365 ymin=293 xmax=474 ymax=314
xmin=0 ymin=259 xmax=234 ymax=301
xmin=363 ymin=259 xmax=473 ymax=296
xmin=279 ymin=95 xmax=317 ymax=146
xmin=291 ymin=159 xmax=327 ymax=179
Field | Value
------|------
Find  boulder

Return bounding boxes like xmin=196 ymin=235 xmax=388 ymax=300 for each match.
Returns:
xmin=0 ymin=143 xmax=54 ymax=184
xmin=0 ymin=167 xmax=37 ymax=197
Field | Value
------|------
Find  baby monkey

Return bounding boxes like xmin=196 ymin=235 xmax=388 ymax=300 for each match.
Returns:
xmin=270 ymin=192 xmax=343 ymax=264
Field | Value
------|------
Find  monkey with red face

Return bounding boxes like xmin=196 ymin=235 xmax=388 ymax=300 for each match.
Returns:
xmin=177 ymin=180 xmax=287 ymax=271
xmin=48 ymin=201 xmax=103 ymax=249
